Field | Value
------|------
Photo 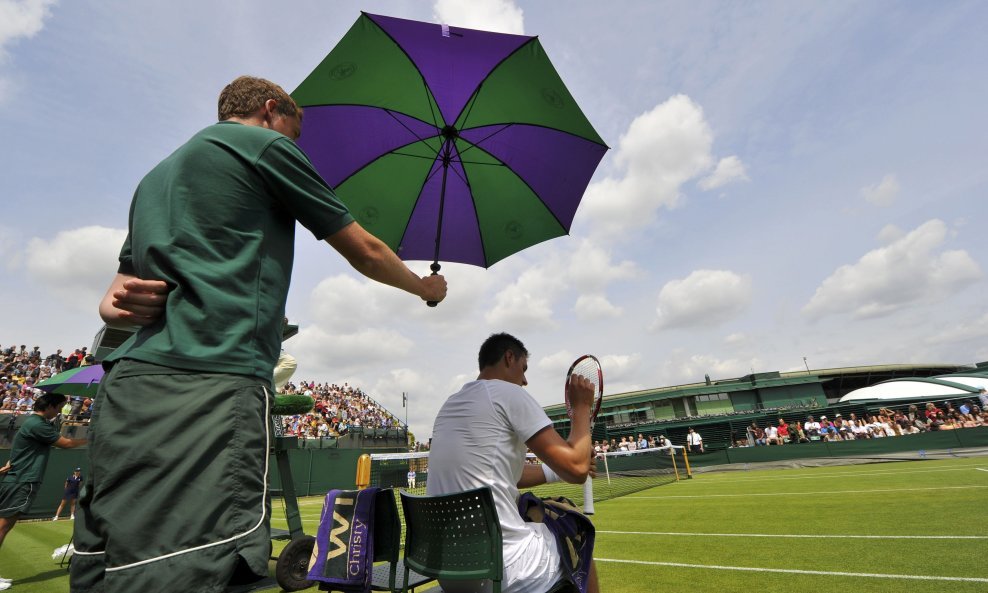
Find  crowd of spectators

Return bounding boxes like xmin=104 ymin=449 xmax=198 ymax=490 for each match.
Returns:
xmin=1 ymin=343 xmax=94 ymax=419
xmin=593 ymin=433 xmax=677 ymax=455
xmin=734 ymin=398 xmax=988 ymax=447
xmin=3 ymin=340 xmax=404 ymax=443
xmin=276 ymin=380 xmax=405 ymax=439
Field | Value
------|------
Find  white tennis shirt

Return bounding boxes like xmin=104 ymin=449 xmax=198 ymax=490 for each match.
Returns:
xmin=428 ymin=379 xmax=562 ymax=592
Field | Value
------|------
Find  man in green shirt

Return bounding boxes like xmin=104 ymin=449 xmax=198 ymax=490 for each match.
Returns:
xmin=0 ymin=393 xmax=87 ymax=590
xmin=71 ymin=76 xmax=447 ymax=593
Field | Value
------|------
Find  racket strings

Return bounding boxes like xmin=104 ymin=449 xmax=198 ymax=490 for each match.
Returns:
xmin=571 ymin=359 xmax=602 ymax=394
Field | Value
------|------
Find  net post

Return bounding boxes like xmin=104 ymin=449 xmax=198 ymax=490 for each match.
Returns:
xmin=670 ymin=447 xmax=680 ymax=481
xmin=681 ymin=446 xmax=694 ymax=479
xmin=356 ymin=453 xmax=371 ymax=490
xmin=602 ymin=451 xmax=612 ymax=485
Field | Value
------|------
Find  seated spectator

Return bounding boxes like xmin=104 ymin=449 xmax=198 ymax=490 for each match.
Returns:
xmin=924 ymin=402 xmax=945 ymax=429
xmin=776 ymin=419 xmax=790 ymax=444
xmin=748 ymin=422 xmax=766 ymax=446
xmin=764 ymin=423 xmax=780 ymax=445
xmin=804 ymin=415 xmax=821 ymax=439
xmin=831 ymin=414 xmax=852 ymax=440
xmin=852 ymin=418 xmax=870 ymax=439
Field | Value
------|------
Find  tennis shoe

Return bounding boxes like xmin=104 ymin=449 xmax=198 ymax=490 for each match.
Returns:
xmin=0 ymin=577 xmax=11 ymax=583
xmin=0 ymin=580 xmax=11 ymax=590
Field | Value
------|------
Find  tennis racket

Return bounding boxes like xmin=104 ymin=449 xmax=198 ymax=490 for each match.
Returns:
xmin=565 ymin=355 xmax=603 ymax=515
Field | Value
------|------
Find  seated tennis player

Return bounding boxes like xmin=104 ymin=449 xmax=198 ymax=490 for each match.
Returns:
xmin=427 ymin=333 xmax=600 ymax=593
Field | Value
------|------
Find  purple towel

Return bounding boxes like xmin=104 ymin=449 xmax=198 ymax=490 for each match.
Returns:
xmin=308 ymin=487 xmax=379 ymax=592
xmin=518 ymin=493 xmax=595 ymax=593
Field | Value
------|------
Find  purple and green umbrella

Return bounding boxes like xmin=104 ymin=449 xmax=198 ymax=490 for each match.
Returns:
xmin=293 ymin=12 xmax=608 ymax=271
xmin=36 ymin=365 xmax=104 ymax=398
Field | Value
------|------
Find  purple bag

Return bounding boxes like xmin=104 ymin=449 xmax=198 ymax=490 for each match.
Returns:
xmin=518 ymin=493 xmax=595 ymax=593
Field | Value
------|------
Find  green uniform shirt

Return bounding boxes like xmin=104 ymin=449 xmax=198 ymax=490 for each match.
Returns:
xmin=108 ymin=121 xmax=354 ymax=382
xmin=2 ymin=414 xmax=60 ymax=483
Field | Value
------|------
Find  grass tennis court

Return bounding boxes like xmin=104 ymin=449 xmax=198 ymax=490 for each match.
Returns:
xmin=4 ymin=455 xmax=987 ymax=592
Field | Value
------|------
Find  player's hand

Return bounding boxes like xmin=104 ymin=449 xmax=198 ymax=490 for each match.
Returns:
xmin=0 ymin=462 xmax=10 ymax=476
xmin=420 ymin=273 xmax=447 ymax=303
xmin=112 ymin=279 xmax=171 ymax=326
xmin=566 ymin=374 xmax=595 ymax=411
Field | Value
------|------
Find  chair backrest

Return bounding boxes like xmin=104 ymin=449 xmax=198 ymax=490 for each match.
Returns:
xmin=373 ymin=489 xmax=402 ymax=591
xmin=400 ymin=487 xmax=503 ymax=589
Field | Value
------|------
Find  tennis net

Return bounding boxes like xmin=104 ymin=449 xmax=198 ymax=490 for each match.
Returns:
xmin=358 ymin=445 xmax=689 ymax=539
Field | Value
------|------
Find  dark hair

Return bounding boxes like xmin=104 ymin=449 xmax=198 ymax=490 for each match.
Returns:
xmin=218 ymin=76 xmax=301 ymax=121
xmin=34 ymin=392 xmax=67 ymax=412
xmin=478 ymin=333 xmax=528 ymax=370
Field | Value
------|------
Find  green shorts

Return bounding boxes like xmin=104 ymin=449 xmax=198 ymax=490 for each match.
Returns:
xmin=70 ymin=360 xmax=272 ymax=593
xmin=0 ymin=481 xmax=39 ymax=518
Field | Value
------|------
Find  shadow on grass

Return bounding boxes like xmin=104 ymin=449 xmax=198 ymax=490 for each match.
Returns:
xmin=14 ymin=567 xmax=68 ymax=586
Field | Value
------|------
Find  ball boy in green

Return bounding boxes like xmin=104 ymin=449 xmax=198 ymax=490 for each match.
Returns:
xmin=72 ymin=76 xmax=447 ymax=593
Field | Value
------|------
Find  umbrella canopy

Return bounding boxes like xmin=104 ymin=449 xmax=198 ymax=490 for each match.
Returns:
xmin=293 ymin=12 xmax=608 ymax=268
xmin=36 ymin=365 xmax=104 ymax=398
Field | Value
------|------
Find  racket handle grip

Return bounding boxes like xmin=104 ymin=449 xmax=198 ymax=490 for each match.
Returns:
xmin=426 ymin=263 xmax=441 ymax=308
xmin=582 ymin=478 xmax=595 ymax=515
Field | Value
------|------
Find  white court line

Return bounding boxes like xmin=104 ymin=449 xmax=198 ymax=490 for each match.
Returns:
xmin=701 ymin=463 xmax=988 ymax=484
xmin=629 ymin=484 xmax=988 ymax=499
xmin=595 ymin=558 xmax=988 ymax=583
xmin=597 ymin=530 xmax=988 ymax=540
xmin=976 ymin=468 xmax=988 ymax=473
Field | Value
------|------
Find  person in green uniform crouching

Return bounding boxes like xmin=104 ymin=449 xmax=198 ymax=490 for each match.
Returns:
xmin=70 ymin=76 xmax=447 ymax=593
xmin=0 ymin=393 xmax=88 ymax=591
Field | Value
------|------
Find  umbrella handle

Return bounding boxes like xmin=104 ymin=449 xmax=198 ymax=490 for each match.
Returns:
xmin=426 ymin=262 xmax=441 ymax=308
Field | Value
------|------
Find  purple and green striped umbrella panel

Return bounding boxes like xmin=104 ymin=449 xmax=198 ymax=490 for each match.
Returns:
xmin=36 ymin=364 xmax=104 ymax=398
xmin=293 ymin=12 xmax=608 ymax=268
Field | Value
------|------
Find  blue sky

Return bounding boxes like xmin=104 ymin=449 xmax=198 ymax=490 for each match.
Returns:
xmin=1 ymin=0 xmax=985 ymax=440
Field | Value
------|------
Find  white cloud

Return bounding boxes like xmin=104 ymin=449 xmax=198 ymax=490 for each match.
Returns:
xmin=578 ymin=95 xmax=715 ymax=238
xmin=308 ymin=274 xmax=409 ymax=333
xmin=926 ymin=312 xmax=988 ymax=345
xmin=24 ymin=225 xmax=125 ymax=311
xmin=0 ymin=0 xmax=55 ymax=52
xmin=0 ymin=0 xmax=56 ymax=102
xmin=659 ymin=351 xmax=763 ymax=385
xmin=487 ymin=238 xmax=636 ymax=326
xmin=876 ymin=223 xmax=905 ymax=245
xmin=535 ymin=350 xmax=576 ymax=377
xmin=598 ymin=353 xmax=642 ymax=384
xmin=803 ymin=219 xmax=982 ymax=320
xmin=654 ymin=269 xmax=752 ymax=329
xmin=291 ymin=326 xmax=414 ymax=376
xmin=861 ymin=173 xmax=900 ymax=207
xmin=723 ymin=332 xmax=748 ymax=345
xmin=432 ymin=0 xmax=524 ymax=34
xmin=0 ymin=224 xmax=24 ymax=271
xmin=698 ymin=155 xmax=749 ymax=190
xmin=573 ymin=294 xmax=621 ymax=319
xmin=485 ymin=264 xmax=563 ymax=329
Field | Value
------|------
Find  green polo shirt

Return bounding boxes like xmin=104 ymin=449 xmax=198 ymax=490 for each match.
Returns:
xmin=2 ymin=414 xmax=60 ymax=483
xmin=107 ymin=121 xmax=354 ymax=382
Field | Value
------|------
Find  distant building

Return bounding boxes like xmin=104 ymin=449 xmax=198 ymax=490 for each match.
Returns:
xmin=545 ymin=362 xmax=985 ymax=448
